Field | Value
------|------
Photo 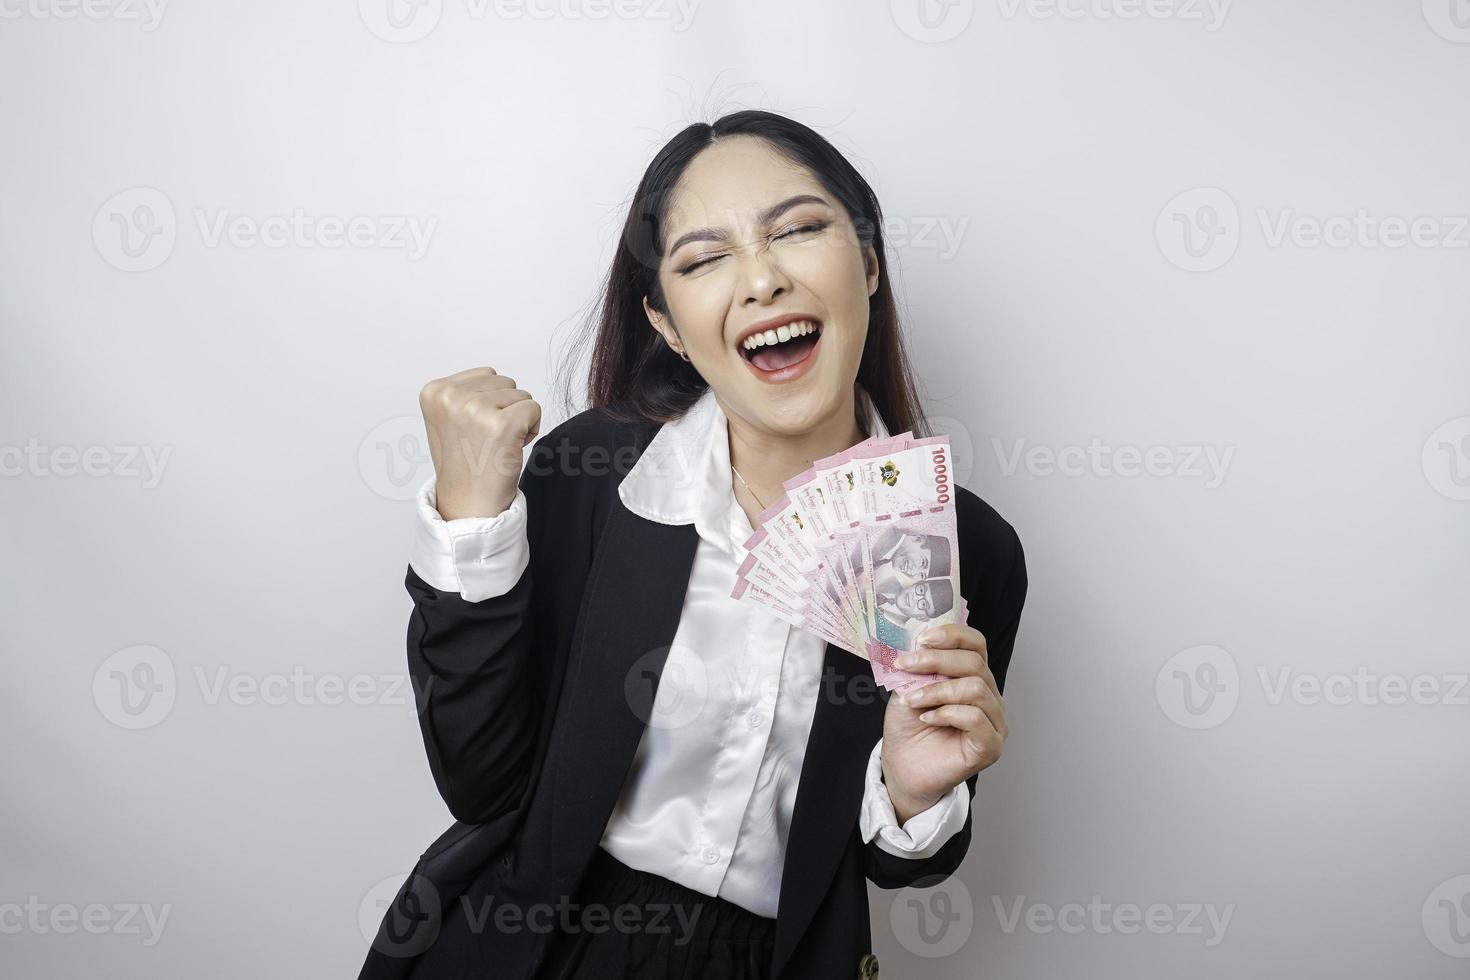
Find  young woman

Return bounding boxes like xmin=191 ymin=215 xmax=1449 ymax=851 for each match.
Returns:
xmin=359 ymin=110 xmax=1028 ymax=980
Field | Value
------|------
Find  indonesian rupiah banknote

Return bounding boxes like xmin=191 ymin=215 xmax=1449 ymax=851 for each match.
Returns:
xmin=732 ymin=432 xmax=967 ymax=696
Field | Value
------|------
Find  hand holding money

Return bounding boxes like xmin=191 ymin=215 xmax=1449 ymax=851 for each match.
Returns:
xmin=729 ymin=430 xmax=1009 ymax=814
xmin=727 ymin=429 xmax=1010 ymax=815
xmin=880 ymin=622 xmax=1007 ymax=821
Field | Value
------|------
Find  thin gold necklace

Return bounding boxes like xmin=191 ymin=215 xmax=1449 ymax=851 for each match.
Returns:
xmin=731 ymin=464 xmax=767 ymax=511
xmin=732 ymin=404 xmax=867 ymax=514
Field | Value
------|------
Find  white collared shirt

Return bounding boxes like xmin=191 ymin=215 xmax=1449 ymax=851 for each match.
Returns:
xmin=409 ymin=387 xmax=969 ymax=918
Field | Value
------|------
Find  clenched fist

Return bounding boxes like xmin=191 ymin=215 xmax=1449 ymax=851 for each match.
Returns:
xmin=418 ymin=367 xmax=541 ymax=521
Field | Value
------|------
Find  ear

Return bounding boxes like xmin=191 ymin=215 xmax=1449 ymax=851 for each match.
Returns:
xmin=643 ymin=295 xmax=681 ymax=351
xmin=864 ymin=244 xmax=880 ymax=297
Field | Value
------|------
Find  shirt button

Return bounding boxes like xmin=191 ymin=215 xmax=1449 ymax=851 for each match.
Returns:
xmin=700 ymin=845 xmax=720 ymax=865
xmin=746 ymin=710 xmax=763 ymax=730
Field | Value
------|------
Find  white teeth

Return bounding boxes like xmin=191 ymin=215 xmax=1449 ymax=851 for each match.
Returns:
xmin=742 ymin=320 xmax=819 ymax=350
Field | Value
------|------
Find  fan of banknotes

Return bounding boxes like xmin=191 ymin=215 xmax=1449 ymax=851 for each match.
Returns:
xmin=730 ymin=433 xmax=964 ymax=696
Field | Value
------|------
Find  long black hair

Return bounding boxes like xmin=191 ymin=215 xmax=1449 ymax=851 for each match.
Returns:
xmin=555 ymin=109 xmax=931 ymax=438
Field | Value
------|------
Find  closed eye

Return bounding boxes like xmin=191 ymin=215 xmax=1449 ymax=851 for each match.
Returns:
xmin=778 ymin=221 xmax=828 ymax=239
xmin=676 ymin=221 xmax=830 ymax=275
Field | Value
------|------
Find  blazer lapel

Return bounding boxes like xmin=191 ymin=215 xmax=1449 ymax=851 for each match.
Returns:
xmin=771 ymin=640 xmax=888 ymax=976
xmin=551 ymin=500 xmax=700 ymax=892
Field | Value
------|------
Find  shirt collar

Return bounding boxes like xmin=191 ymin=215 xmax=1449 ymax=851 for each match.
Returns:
xmin=618 ymin=385 xmax=892 ymax=555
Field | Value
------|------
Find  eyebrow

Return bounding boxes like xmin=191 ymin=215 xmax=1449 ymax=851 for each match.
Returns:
xmin=665 ymin=194 xmax=831 ymax=256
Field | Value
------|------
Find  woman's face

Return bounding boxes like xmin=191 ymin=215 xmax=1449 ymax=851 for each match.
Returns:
xmin=645 ymin=135 xmax=879 ymax=437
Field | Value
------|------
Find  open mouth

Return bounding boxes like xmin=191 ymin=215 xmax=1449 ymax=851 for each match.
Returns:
xmin=738 ymin=319 xmax=823 ymax=377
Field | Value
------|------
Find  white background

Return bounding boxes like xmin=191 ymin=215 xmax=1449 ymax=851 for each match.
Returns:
xmin=2 ymin=1 xmax=1468 ymax=977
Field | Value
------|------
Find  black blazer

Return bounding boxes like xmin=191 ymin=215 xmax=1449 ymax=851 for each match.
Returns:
xmin=359 ymin=402 xmax=1028 ymax=980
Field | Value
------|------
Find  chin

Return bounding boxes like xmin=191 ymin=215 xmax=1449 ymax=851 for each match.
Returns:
xmin=741 ymin=383 xmax=846 ymax=434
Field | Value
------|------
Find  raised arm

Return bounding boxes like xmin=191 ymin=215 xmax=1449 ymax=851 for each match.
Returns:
xmin=404 ymin=369 xmax=589 ymax=826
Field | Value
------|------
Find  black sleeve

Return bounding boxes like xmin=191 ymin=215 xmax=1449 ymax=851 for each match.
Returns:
xmin=862 ymin=801 xmax=976 ymax=890
xmin=862 ymin=523 xmax=1029 ymax=889
xmin=977 ymin=527 xmax=1028 ymax=697
xmin=404 ymin=424 xmax=598 ymax=826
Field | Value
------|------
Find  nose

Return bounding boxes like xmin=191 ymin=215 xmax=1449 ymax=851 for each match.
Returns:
xmin=735 ymin=242 xmax=794 ymax=308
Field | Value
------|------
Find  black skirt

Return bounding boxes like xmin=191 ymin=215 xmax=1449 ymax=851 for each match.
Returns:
xmin=534 ymin=847 xmax=777 ymax=980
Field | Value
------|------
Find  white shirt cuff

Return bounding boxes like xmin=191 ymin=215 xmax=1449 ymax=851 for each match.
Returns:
xmin=858 ymin=739 xmax=971 ymax=859
xmin=408 ymin=477 xmax=530 ymax=602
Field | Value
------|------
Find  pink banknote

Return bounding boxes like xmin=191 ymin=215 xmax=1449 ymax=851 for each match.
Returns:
xmin=732 ymin=432 xmax=968 ymax=697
